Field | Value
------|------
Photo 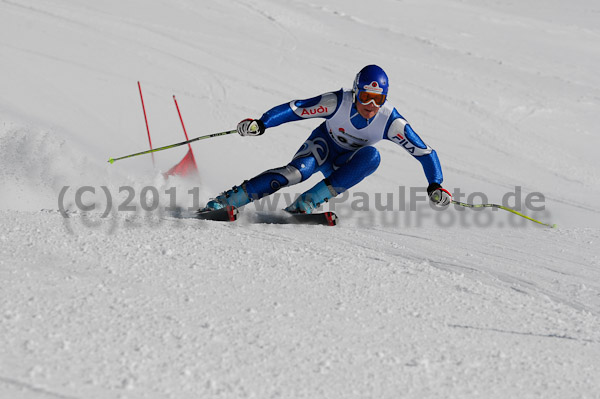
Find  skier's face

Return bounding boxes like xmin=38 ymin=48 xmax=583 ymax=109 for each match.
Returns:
xmin=356 ymin=99 xmax=380 ymax=120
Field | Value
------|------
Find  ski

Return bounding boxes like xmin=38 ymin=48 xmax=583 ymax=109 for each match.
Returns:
xmin=287 ymin=211 xmax=338 ymax=226
xmin=170 ymin=206 xmax=336 ymax=226
xmin=250 ymin=210 xmax=338 ymax=226
xmin=195 ymin=205 xmax=238 ymax=222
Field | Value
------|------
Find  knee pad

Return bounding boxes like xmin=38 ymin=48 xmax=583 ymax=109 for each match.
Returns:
xmin=245 ymin=165 xmax=303 ymax=199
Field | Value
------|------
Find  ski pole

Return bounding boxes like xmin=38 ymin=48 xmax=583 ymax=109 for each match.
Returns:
xmin=108 ymin=129 xmax=237 ymax=164
xmin=451 ymin=200 xmax=557 ymax=228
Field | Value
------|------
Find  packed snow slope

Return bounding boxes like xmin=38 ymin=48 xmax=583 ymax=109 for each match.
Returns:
xmin=1 ymin=0 xmax=599 ymax=398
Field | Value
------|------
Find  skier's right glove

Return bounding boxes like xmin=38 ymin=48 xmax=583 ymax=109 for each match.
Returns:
xmin=237 ymin=118 xmax=265 ymax=137
xmin=427 ymin=183 xmax=452 ymax=207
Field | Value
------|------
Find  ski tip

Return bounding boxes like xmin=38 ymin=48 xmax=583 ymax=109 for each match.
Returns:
xmin=551 ymin=223 xmax=558 ymax=229
xmin=226 ymin=206 xmax=239 ymax=222
xmin=325 ymin=212 xmax=338 ymax=226
xmin=108 ymin=158 xmax=115 ymax=164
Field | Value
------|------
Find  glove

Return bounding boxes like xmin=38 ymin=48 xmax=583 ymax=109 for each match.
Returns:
xmin=237 ymin=118 xmax=265 ymax=137
xmin=427 ymin=183 xmax=452 ymax=206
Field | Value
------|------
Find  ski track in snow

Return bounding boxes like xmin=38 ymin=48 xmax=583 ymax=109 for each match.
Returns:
xmin=1 ymin=0 xmax=600 ymax=397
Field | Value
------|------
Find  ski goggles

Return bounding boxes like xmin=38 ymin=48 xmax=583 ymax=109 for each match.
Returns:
xmin=357 ymin=90 xmax=386 ymax=107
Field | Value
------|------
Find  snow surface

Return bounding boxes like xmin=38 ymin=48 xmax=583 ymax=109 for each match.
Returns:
xmin=1 ymin=0 xmax=599 ymax=398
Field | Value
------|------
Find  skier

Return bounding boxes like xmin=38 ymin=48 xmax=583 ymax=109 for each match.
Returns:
xmin=201 ymin=64 xmax=452 ymax=215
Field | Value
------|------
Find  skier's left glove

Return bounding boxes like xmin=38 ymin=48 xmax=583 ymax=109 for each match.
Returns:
xmin=237 ymin=118 xmax=265 ymax=137
xmin=427 ymin=183 xmax=452 ymax=206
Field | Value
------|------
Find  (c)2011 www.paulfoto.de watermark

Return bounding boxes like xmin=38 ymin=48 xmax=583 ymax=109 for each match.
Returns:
xmin=57 ymin=185 xmax=552 ymax=233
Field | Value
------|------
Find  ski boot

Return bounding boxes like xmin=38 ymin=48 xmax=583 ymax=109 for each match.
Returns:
xmin=284 ymin=179 xmax=338 ymax=214
xmin=202 ymin=183 xmax=251 ymax=212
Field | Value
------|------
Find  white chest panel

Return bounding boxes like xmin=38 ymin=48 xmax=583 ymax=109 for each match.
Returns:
xmin=325 ymin=91 xmax=393 ymax=150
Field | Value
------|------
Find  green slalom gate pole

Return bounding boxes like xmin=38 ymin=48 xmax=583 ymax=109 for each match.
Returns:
xmin=108 ymin=129 xmax=237 ymax=164
xmin=451 ymin=200 xmax=557 ymax=228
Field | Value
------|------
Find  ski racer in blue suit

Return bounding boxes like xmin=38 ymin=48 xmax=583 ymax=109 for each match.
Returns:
xmin=202 ymin=65 xmax=452 ymax=214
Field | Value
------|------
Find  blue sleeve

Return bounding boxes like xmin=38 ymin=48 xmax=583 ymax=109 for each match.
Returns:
xmin=404 ymin=124 xmax=443 ymax=184
xmin=384 ymin=110 xmax=444 ymax=185
xmin=259 ymin=89 xmax=343 ymax=129
xmin=418 ymin=149 xmax=444 ymax=185
xmin=260 ymin=103 xmax=301 ymax=128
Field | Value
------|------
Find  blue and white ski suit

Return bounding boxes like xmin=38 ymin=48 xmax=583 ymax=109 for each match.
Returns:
xmin=243 ymin=88 xmax=443 ymax=200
